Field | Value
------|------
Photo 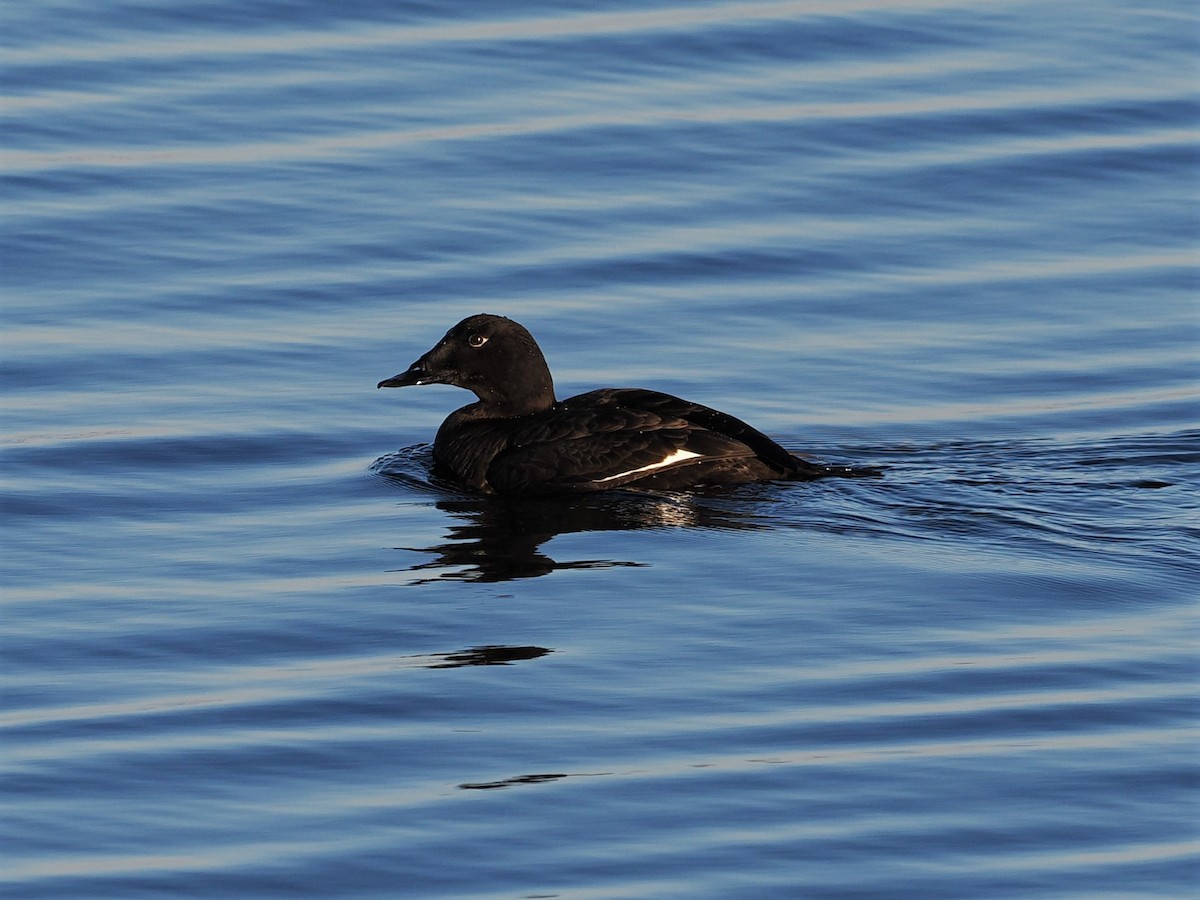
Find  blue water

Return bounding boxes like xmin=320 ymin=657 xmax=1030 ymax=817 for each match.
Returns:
xmin=3 ymin=1 xmax=1198 ymax=897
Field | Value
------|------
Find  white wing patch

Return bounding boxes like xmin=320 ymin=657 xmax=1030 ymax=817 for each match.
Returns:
xmin=592 ymin=448 xmax=704 ymax=484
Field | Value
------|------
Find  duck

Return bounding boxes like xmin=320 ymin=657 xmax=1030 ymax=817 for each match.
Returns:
xmin=378 ymin=314 xmax=879 ymax=496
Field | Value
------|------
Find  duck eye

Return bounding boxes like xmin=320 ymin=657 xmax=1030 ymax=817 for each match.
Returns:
xmin=467 ymin=333 xmax=488 ymax=348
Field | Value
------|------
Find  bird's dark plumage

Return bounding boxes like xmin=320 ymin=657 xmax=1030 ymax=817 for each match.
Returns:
xmin=378 ymin=314 xmax=878 ymax=496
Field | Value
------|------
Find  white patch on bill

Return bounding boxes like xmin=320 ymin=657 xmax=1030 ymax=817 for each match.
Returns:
xmin=593 ymin=448 xmax=703 ymax=483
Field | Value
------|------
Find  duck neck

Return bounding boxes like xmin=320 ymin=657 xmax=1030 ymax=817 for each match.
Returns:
xmin=476 ymin=370 xmax=555 ymax=418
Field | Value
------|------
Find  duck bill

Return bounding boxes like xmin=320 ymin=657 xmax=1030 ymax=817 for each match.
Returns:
xmin=377 ymin=360 xmax=432 ymax=388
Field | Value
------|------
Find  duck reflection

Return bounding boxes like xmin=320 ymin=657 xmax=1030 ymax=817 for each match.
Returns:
xmin=422 ymin=645 xmax=551 ymax=667
xmin=373 ymin=447 xmax=769 ymax=583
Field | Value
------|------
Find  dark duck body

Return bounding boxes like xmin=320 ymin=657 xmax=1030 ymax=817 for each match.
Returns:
xmin=378 ymin=314 xmax=878 ymax=496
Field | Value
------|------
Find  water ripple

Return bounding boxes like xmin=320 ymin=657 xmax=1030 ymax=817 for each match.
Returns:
xmin=3 ymin=0 xmax=1196 ymax=896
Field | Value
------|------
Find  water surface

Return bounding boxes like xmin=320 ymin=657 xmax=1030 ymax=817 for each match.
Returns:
xmin=3 ymin=1 xmax=1198 ymax=897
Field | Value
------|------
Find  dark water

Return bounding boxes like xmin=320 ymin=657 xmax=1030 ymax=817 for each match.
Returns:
xmin=3 ymin=1 xmax=1198 ymax=897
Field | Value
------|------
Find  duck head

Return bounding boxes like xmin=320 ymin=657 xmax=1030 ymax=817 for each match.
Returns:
xmin=378 ymin=314 xmax=556 ymax=416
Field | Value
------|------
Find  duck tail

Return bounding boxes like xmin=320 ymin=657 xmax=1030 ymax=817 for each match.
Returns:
xmin=788 ymin=455 xmax=884 ymax=480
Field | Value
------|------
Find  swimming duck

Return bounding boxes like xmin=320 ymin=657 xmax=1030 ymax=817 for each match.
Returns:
xmin=379 ymin=314 xmax=878 ymax=495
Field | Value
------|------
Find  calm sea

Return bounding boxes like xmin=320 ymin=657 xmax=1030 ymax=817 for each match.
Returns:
xmin=3 ymin=1 xmax=1198 ymax=897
